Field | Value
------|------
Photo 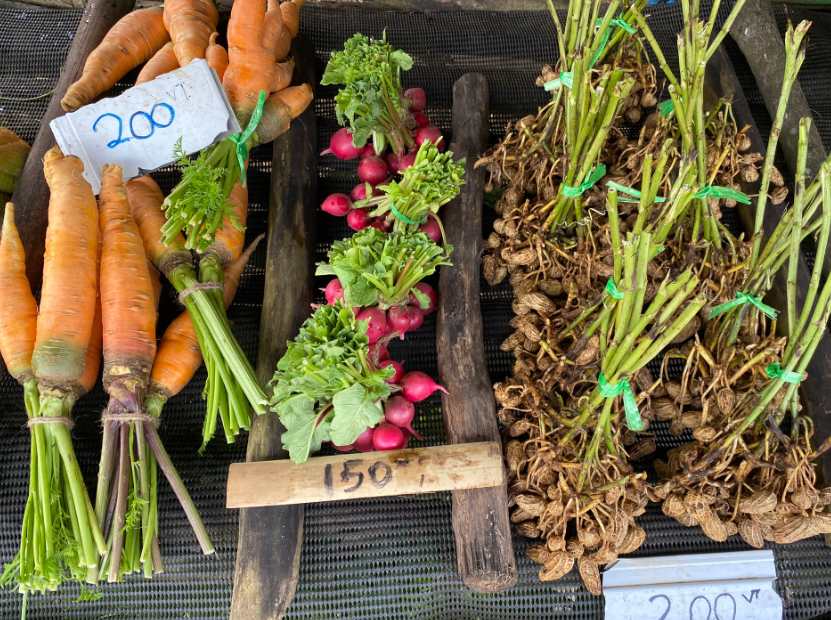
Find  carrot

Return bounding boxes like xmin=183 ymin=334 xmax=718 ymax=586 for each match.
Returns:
xmin=0 ymin=127 xmax=31 ymax=202
xmin=99 ymin=165 xmax=157 ymax=410
xmin=208 ymin=180 xmax=248 ymax=266
xmin=61 ymin=8 xmax=169 ymax=112
xmin=272 ymin=25 xmax=292 ymax=63
xmin=163 ymin=0 xmax=219 ymax=68
xmin=206 ymin=32 xmax=229 ymax=82
xmin=73 ymin=296 xmax=102 ymax=399
xmin=271 ymin=58 xmax=295 ymax=92
xmin=0 ymin=203 xmax=38 ymax=384
xmin=252 ymin=84 xmax=313 ymax=146
xmin=148 ymin=260 xmax=163 ymax=311
xmin=280 ymin=0 xmax=303 ymax=38
xmin=125 ymin=175 xmax=189 ymax=271
xmin=33 ymin=147 xmax=99 ymax=393
xmin=146 ymin=235 xmax=262 ymax=411
xmin=136 ymin=42 xmax=180 ymax=85
xmin=261 ymin=0 xmax=284 ymax=59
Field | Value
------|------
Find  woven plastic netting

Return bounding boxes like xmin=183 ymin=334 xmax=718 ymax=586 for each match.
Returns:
xmin=2 ymin=3 xmax=831 ymax=619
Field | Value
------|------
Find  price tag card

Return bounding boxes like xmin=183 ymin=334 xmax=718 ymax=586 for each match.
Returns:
xmin=603 ymin=550 xmax=782 ymax=620
xmin=50 ymin=59 xmax=241 ymax=194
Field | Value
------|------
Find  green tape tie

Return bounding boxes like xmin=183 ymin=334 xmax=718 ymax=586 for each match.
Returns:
xmin=544 ymin=72 xmax=574 ymax=92
xmin=390 ymin=202 xmax=427 ymax=225
xmin=563 ymin=164 xmax=606 ymax=198
xmin=605 ymin=180 xmax=666 ymax=204
xmin=766 ymin=363 xmax=803 ymax=385
xmin=694 ymin=184 xmax=751 ymax=205
xmin=650 ymin=244 xmax=665 ymax=260
xmin=605 ymin=278 xmax=624 ymax=299
xmin=598 ymin=372 xmax=643 ymax=431
xmin=228 ymin=90 xmax=266 ymax=188
xmin=657 ymin=99 xmax=675 ymax=117
xmin=590 ymin=17 xmax=637 ymax=67
xmin=709 ymin=291 xmax=778 ymax=321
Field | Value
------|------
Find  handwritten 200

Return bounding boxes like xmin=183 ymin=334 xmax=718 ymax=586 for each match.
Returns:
xmin=93 ymin=103 xmax=175 ymax=149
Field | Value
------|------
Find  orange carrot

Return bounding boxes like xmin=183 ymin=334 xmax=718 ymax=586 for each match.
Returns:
xmin=125 ymin=176 xmax=189 ymax=272
xmin=148 ymin=260 xmax=163 ymax=312
xmin=147 ymin=235 xmax=262 ymax=408
xmin=61 ymin=8 xmax=169 ymax=112
xmin=205 ymin=32 xmax=229 ymax=82
xmin=33 ymin=148 xmax=99 ymax=392
xmin=136 ymin=42 xmax=179 ymax=85
xmin=209 ymin=181 xmax=248 ymax=265
xmin=272 ymin=25 xmax=292 ymax=63
xmin=0 ymin=203 xmax=38 ymax=384
xmin=74 ymin=296 xmax=102 ymax=399
xmin=0 ymin=127 xmax=31 ymax=201
xmin=271 ymin=59 xmax=295 ymax=93
xmin=99 ymin=164 xmax=157 ymax=409
xmin=252 ymin=84 xmax=313 ymax=146
xmin=280 ymin=0 xmax=303 ymax=38
xmin=261 ymin=0 xmax=284 ymax=59
xmin=163 ymin=0 xmax=219 ymax=68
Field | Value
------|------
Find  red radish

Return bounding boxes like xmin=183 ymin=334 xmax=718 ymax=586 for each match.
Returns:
xmin=384 ymin=395 xmax=424 ymax=440
xmin=419 ymin=217 xmax=442 ymax=243
xmin=333 ymin=443 xmax=353 ymax=452
xmin=399 ymin=428 xmax=412 ymax=449
xmin=368 ymin=341 xmax=389 ymax=363
xmin=408 ymin=306 xmax=424 ymax=331
xmin=396 ymin=152 xmax=416 ymax=172
xmin=354 ymin=426 xmax=375 ymax=452
xmin=362 ymin=144 xmax=377 ymax=158
xmin=347 ymin=208 xmax=370 ymax=231
xmin=387 ymin=305 xmax=414 ymax=339
xmin=358 ymin=156 xmax=389 ymax=185
xmin=400 ymin=371 xmax=448 ymax=402
xmin=385 ymin=152 xmax=400 ymax=175
xmin=380 ymin=359 xmax=405 ymax=383
xmin=368 ymin=218 xmax=388 ymax=232
xmin=413 ymin=112 xmax=430 ymax=127
xmin=321 ymin=128 xmax=363 ymax=160
xmin=408 ymin=282 xmax=437 ymax=314
xmin=356 ymin=307 xmax=387 ymax=344
xmin=372 ymin=422 xmax=405 ymax=451
xmin=415 ymin=126 xmax=444 ymax=150
xmin=323 ymin=278 xmax=345 ymax=305
xmin=350 ymin=183 xmax=373 ymax=202
xmin=321 ymin=193 xmax=352 ymax=217
xmin=404 ymin=87 xmax=426 ymax=112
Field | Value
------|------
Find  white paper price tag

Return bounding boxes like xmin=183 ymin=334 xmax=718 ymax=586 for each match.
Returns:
xmin=50 ymin=59 xmax=241 ymax=194
xmin=603 ymin=550 xmax=782 ymax=620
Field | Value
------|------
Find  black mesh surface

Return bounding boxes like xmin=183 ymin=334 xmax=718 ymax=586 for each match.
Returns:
xmin=2 ymin=3 xmax=831 ymax=619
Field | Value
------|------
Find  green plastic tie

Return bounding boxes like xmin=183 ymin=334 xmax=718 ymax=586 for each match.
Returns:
xmin=709 ymin=291 xmax=778 ymax=321
xmin=649 ymin=244 xmax=665 ymax=260
xmin=598 ymin=372 xmax=643 ymax=431
xmin=544 ymin=72 xmax=574 ymax=92
xmin=766 ymin=363 xmax=803 ymax=385
xmin=657 ymin=99 xmax=675 ymax=117
xmin=228 ymin=90 xmax=266 ymax=188
xmin=590 ymin=17 xmax=637 ymax=67
xmin=605 ymin=278 xmax=624 ymax=299
xmin=563 ymin=164 xmax=606 ymax=198
xmin=694 ymin=184 xmax=751 ymax=205
xmin=605 ymin=181 xmax=666 ymax=204
xmin=390 ymin=202 xmax=427 ymax=225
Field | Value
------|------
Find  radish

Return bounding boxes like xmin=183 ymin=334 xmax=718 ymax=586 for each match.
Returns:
xmin=368 ymin=218 xmax=388 ymax=232
xmin=350 ymin=183 xmax=373 ymax=202
xmin=415 ymin=126 xmax=444 ymax=150
xmin=321 ymin=193 xmax=352 ymax=217
xmin=358 ymin=156 xmax=389 ymax=185
xmin=404 ymin=87 xmax=426 ymax=112
xmin=385 ymin=152 xmax=400 ymax=175
xmin=332 ymin=443 xmax=353 ymax=452
xmin=354 ymin=426 xmax=375 ymax=452
xmin=323 ymin=278 xmax=345 ymax=305
xmin=380 ymin=360 xmax=405 ymax=384
xmin=372 ymin=423 xmax=405 ymax=451
xmin=384 ymin=395 xmax=424 ymax=440
xmin=413 ymin=112 xmax=430 ymax=127
xmin=368 ymin=341 xmax=389 ymax=363
xmin=387 ymin=305 xmax=414 ymax=339
xmin=419 ymin=217 xmax=442 ymax=243
xmin=361 ymin=143 xmax=377 ymax=158
xmin=356 ymin=307 xmax=387 ymax=344
xmin=398 ymin=428 xmax=411 ymax=449
xmin=396 ymin=152 xmax=416 ymax=172
xmin=321 ymin=128 xmax=363 ymax=160
xmin=408 ymin=282 xmax=437 ymax=314
xmin=408 ymin=306 xmax=424 ymax=332
xmin=347 ymin=208 xmax=370 ymax=231
xmin=400 ymin=371 xmax=448 ymax=402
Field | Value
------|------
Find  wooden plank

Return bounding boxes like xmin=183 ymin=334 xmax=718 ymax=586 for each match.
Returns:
xmin=705 ymin=47 xmax=831 ymax=489
xmin=230 ymin=37 xmax=316 ymax=620
xmin=436 ymin=72 xmax=517 ymax=594
xmin=9 ymin=0 xmax=136 ymax=292
xmin=227 ymin=442 xmax=505 ymax=508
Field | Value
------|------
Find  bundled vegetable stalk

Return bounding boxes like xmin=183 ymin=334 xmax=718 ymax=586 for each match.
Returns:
xmin=269 ymin=303 xmax=446 ymax=463
xmin=91 ymin=165 xmax=213 ymax=583
xmin=0 ymin=149 xmax=106 ymax=604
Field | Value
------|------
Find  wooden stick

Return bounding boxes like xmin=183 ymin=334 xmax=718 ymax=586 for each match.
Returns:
xmin=230 ymin=37 xmax=316 ymax=620
xmin=436 ymin=72 xmax=517 ymax=594
xmin=227 ymin=442 xmax=505 ymax=508
xmin=705 ymin=47 xmax=831 ymax=490
xmin=10 ymin=0 xmax=136 ymax=292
